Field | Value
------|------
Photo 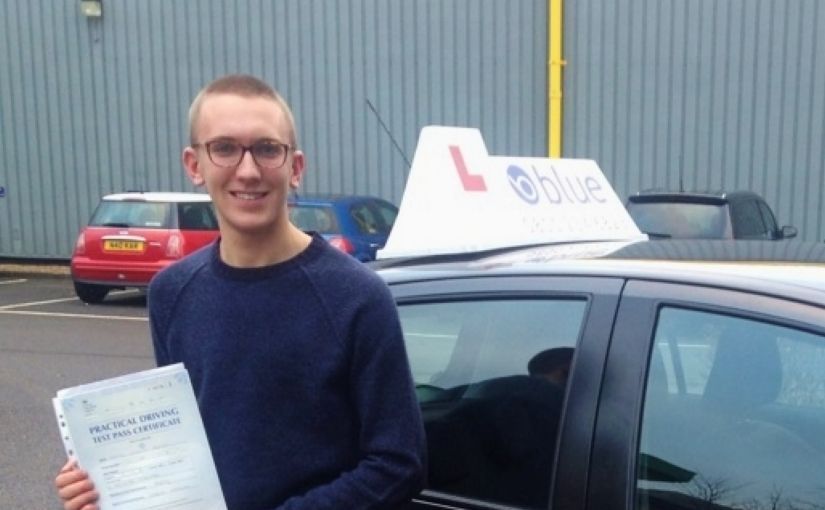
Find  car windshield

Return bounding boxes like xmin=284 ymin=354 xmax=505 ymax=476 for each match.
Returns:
xmin=289 ymin=205 xmax=338 ymax=234
xmin=89 ymin=201 xmax=172 ymax=229
xmin=627 ymin=201 xmax=727 ymax=239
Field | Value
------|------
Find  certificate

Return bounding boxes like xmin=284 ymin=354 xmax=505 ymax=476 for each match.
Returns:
xmin=53 ymin=363 xmax=226 ymax=510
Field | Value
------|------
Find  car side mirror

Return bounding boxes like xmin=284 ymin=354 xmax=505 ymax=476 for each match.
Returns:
xmin=780 ymin=225 xmax=798 ymax=239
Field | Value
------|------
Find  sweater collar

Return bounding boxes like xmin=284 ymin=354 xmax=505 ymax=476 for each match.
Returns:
xmin=208 ymin=232 xmax=326 ymax=281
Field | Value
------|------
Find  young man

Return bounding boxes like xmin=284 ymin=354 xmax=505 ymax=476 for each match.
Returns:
xmin=55 ymin=75 xmax=426 ymax=509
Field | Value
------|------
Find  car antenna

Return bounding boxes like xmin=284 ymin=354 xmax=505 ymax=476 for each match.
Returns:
xmin=365 ymin=98 xmax=412 ymax=169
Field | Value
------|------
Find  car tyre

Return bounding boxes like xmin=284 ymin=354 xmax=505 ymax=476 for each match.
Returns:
xmin=73 ymin=281 xmax=109 ymax=304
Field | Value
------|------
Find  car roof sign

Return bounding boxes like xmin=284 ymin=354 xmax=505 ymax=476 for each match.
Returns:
xmin=377 ymin=126 xmax=645 ymax=259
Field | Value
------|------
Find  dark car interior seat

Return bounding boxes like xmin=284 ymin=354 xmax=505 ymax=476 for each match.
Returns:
xmin=425 ymin=375 xmax=563 ymax=509
xmin=694 ymin=329 xmax=824 ymax=488
xmin=181 ymin=206 xmax=210 ymax=230
xmin=639 ymin=328 xmax=825 ymax=509
xmin=703 ymin=331 xmax=781 ymax=411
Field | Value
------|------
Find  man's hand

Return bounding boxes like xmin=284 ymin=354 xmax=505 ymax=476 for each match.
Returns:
xmin=55 ymin=460 xmax=99 ymax=510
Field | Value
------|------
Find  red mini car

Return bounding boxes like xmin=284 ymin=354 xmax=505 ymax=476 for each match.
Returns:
xmin=70 ymin=192 xmax=219 ymax=303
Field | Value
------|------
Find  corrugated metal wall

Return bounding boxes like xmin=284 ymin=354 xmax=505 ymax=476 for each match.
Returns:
xmin=3 ymin=0 xmax=823 ymax=259
xmin=0 ymin=0 xmax=548 ymax=259
xmin=565 ymin=0 xmax=825 ymax=242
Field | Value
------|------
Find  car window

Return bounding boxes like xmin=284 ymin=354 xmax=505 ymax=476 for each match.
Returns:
xmin=626 ymin=202 xmax=726 ymax=238
xmin=89 ymin=201 xmax=171 ymax=229
xmin=756 ymin=200 xmax=779 ymax=238
xmin=350 ymin=203 xmax=389 ymax=235
xmin=731 ymin=200 xmax=769 ymax=238
xmin=372 ymin=201 xmax=398 ymax=232
xmin=177 ymin=202 xmax=218 ymax=230
xmin=636 ymin=307 xmax=825 ymax=509
xmin=289 ymin=205 xmax=338 ymax=234
xmin=398 ymin=298 xmax=586 ymax=509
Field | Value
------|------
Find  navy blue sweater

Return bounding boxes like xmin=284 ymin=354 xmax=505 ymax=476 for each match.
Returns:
xmin=148 ymin=234 xmax=426 ymax=509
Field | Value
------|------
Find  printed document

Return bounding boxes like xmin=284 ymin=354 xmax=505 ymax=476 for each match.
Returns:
xmin=53 ymin=363 xmax=226 ymax=510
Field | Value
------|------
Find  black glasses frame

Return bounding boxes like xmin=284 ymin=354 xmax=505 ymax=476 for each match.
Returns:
xmin=192 ymin=139 xmax=295 ymax=170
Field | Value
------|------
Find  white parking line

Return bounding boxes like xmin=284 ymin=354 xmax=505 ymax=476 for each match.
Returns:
xmin=0 ymin=289 xmax=140 ymax=310
xmin=0 ymin=278 xmax=27 ymax=285
xmin=0 ymin=310 xmax=147 ymax=321
xmin=0 ymin=296 xmax=80 ymax=310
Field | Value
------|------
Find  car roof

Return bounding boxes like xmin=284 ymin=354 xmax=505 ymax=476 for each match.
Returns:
xmin=288 ymin=193 xmax=393 ymax=205
xmin=102 ymin=191 xmax=212 ymax=202
xmin=374 ymin=239 xmax=825 ymax=303
xmin=627 ymin=189 xmax=762 ymax=204
xmin=372 ymin=127 xmax=819 ymax=299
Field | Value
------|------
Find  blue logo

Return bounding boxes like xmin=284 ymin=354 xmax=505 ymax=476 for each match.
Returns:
xmin=505 ymin=164 xmax=607 ymax=206
xmin=0 ymin=186 xmax=5 ymax=198
xmin=506 ymin=165 xmax=539 ymax=204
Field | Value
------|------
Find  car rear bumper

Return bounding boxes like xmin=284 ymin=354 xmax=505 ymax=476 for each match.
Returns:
xmin=70 ymin=258 xmax=175 ymax=286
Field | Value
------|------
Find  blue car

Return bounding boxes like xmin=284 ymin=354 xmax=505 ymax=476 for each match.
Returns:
xmin=288 ymin=193 xmax=398 ymax=261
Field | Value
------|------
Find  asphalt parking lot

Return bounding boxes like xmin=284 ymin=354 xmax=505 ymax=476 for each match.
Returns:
xmin=0 ymin=273 xmax=148 ymax=318
xmin=0 ymin=271 xmax=155 ymax=509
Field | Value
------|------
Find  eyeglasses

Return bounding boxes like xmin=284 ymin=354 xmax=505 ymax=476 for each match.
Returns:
xmin=193 ymin=139 xmax=294 ymax=170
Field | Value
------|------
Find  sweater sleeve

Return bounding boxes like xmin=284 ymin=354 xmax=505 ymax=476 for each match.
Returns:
xmin=147 ymin=272 xmax=172 ymax=367
xmin=277 ymin=280 xmax=427 ymax=510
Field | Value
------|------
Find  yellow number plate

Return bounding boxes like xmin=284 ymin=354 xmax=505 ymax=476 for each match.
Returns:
xmin=103 ymin=240 xmax=144 ymax=253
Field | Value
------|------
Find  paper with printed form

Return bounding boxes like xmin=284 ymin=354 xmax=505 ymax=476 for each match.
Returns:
xmin=53 ymin=363 xmax=226 ymax=510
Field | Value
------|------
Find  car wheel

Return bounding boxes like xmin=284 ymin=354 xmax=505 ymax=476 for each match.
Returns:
xmin=73 ymin=281 xmax=109 ymax=304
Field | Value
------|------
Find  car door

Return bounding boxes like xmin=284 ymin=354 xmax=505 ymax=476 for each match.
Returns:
xmin=389 ymin=274 xmax=623 ymax=510
xmin=589 ymin=279 xmax=825 ymax=509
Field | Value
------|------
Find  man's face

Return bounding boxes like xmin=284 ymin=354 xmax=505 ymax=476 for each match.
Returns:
xmin=182 ymin=93 xmax=304 ymax=239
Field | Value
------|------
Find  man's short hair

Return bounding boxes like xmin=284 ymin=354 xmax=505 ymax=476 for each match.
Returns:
xmin=188 ymin=74 xmax=297 ymax=146
xmin=528 ymin=347 xmax=574 ymax=376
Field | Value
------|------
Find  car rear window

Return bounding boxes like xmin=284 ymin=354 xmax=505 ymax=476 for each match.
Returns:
xmin=289 ymin=205 xmax=338 ymax=234
xmin=350 ymin=202 xmax=396 ymax=235
xmin=177 ymin=202 xmax=219 ymax=230
xmin=627 ymin=202 xmax=727 ymax=238
xmin=89 ymin=201 xmax=173 ymax=229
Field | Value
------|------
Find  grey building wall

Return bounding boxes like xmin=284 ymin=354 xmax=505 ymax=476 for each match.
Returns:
xmin=0 ymin=0 xmax=549 ymax=259
xmin=565 ymin=0 xmax=825 ymax=242
xmin=3 ymin=0 xmax=823 ymax=259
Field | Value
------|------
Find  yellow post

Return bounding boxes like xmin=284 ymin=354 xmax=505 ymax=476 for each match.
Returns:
xmin=548 ymin=0 xmax=566 ymax=157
